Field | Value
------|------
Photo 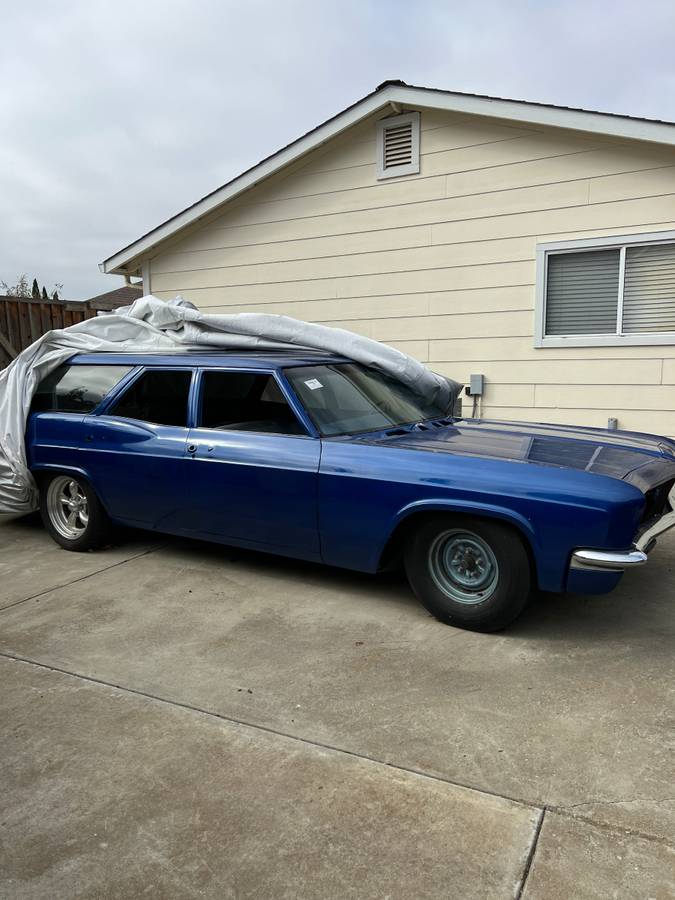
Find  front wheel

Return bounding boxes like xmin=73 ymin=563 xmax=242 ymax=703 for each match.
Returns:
xmin=40 ymin=473 xmax=112 ymax=552
xmin=404 ymin=515 xmax=531 ymax=632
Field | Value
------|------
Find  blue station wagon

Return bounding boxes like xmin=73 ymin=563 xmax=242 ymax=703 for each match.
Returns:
xmin=26 ymin=350 xmax=675 ymax=631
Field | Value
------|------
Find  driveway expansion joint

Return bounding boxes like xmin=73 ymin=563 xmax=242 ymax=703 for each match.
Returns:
xmin=0 ymin=650 xmax=544 ymax=815
xmin=515 ymin=806 xmax=546 ymax=900
xmin=0 ymin=545 xmax=164 ymax=613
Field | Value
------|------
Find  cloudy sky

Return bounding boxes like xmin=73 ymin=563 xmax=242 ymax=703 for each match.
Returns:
xmin=2 ymin=0 xmax=675 ymax=299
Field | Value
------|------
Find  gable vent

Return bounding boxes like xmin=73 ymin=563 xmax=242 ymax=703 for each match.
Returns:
xmin=384 ymin=122 xmax=413 ymax=167
xmin=376 ymin=111 xmax=420 ymax=180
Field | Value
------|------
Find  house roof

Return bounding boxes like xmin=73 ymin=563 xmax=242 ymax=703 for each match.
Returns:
xmin=101 ymin=80 xmax=675 ymax=276
xmin=86 ymin=283 xmax=144 ymax=310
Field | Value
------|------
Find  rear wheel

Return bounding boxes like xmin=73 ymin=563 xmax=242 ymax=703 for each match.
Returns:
xmin=40 ymin=473 xmax=112 ymax=552
xmin=404 ymin=514 xmax=531 ymax=632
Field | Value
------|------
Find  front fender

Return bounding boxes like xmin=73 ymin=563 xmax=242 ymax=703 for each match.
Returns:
xmin=318 ymin=440 xmax=645 ymax=592
xmin=387 ymin=498 xmax=539 ymax=553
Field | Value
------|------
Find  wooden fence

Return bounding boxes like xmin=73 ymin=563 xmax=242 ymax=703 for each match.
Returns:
xmin=0 ymin=296 xmax=118 ymax=368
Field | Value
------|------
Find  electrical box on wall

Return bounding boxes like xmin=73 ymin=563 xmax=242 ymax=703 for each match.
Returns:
xmin=466 ymin=374 xmax=485 ymax=396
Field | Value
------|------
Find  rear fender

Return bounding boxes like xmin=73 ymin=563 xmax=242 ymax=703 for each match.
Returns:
xmin=31 ymin=464 xmax=111 ymax=516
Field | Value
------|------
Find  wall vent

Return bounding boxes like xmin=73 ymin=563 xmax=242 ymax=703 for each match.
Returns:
xmin=376 ymin=111 xmax=420 ymax=180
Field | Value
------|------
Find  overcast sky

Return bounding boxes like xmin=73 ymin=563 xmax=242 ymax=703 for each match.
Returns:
xmin=2 ymin=0 xmax=675 ymax=299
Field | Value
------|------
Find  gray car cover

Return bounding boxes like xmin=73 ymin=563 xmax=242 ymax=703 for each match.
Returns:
xmin=0 ymin=296 xmax=459 ymax=517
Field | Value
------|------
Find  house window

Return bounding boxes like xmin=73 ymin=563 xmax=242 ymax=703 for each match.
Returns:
xmin=535 ymin=231 xmax=675 ymax=347
xmin=376 ymin=111 xmax=420 ymax=180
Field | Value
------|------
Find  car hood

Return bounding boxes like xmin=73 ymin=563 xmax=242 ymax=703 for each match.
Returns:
xmin=358 ymin=418 xmax=675 ymax=492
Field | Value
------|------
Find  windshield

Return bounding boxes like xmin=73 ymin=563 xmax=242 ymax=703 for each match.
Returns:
xmin=284 ymin=363 xmax=448 ymax=436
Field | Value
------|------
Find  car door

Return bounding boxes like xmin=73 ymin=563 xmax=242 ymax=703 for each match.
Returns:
xmin=184 ymin=367 xmax=321 ymax=558
xmin=81 ymin=367 xmax=194 ymax=530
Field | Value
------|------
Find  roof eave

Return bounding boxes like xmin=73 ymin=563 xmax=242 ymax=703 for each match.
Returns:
xmin=101 ymin=83 xmax=675 ymax=275
xmin=101 ymin=87 xmax=399 ymax=274
xmin=399 ymin=85 xmax=675 ymax=144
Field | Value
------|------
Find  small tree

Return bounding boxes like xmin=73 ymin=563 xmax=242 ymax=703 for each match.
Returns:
xmin=0 ymin=275 xmax=31 ymax=298
xmin=1 ymin=275 xmax=65 ymax=300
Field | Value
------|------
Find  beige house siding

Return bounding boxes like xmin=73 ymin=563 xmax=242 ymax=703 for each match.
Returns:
xmin=148 ymin=107 xmax=675 ymax=435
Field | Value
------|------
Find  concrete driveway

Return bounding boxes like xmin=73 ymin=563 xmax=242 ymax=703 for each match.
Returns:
xmin=1 ymin=514 xmax=673 ymax=899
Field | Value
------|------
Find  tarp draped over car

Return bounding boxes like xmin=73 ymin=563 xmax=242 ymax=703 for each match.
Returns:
xmin=0 ymin=296 xmax=459 ymax=518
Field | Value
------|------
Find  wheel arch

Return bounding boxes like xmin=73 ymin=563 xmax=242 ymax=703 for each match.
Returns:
xmin=33 ymin=462 xmax=93 ymax=484
xmin=32 ymin=464 xmax=110 ymax=514
xmin=377 ymin=500 xmax=539 ymax=583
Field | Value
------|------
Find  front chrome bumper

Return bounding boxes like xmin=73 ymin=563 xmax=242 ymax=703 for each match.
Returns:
xmin=571 ymin=507 xmax=675 ymax=572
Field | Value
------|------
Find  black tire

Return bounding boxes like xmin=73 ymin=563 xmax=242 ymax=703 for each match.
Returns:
xmin=404 ymin=514 xmax=531 ymax=632
xmin=39 ymin=472 xmax=113 ymax=552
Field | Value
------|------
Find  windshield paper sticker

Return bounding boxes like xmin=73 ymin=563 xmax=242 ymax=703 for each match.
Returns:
xmin=304 ymin=378 xmax=323 ymax=390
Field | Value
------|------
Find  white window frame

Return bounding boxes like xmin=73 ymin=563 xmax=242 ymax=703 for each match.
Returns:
xmin=376 ymin=111 xmax=420 ymax=180
xmin=535 ymin=230 xmax=675 ymax=348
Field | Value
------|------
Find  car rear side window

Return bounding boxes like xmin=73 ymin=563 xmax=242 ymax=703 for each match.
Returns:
xmin=30 ymin=364 xmax=133 ymax=414
xmin=109 ymin=369 xmax=192 ymax=426
xmin=199 ymin=371 xmax=304 ymax=435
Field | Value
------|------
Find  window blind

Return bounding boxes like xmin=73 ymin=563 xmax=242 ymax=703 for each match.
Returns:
xmin=622 ymin=243 xmax=675 ymax=333
xmin=545 ymin=249 xmax=620 ymax=335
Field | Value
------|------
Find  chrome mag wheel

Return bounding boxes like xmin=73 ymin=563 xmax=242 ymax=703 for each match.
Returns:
xmin=428 ymin=529 xmax=499 ymax=604
xmin=46 ymin=476 xmax=90 ymax=540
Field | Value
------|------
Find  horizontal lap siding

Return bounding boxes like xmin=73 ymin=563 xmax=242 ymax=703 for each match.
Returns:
xmin=150 ymin=236 xmax=537 ymax=282
xmin=478 ymin=406 xmax=675 ymax=436
xmin=149 ymin=107 xmax=675 ymax=436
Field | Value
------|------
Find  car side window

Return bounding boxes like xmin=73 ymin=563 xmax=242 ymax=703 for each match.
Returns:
xmin=108 ymin=369 xmax=192 ymax=426
xmin=199 ymin=371 xmax=304 ymax=435
xmin=30 ymin=364 xmax=133 ymax=414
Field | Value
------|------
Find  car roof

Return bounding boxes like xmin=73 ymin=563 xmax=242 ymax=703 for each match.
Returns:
xmin=67 ymin=349 xmax=350 ymax=369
